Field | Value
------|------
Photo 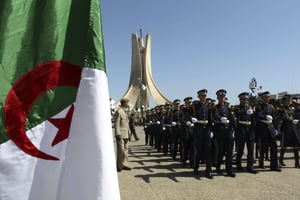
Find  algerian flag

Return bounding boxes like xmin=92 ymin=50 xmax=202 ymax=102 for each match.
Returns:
xmin=0 ymin=1 xmax=120 ymax=200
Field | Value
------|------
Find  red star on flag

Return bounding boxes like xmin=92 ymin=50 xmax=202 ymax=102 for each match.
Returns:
xmin=48 ymin=104 xmax=75 ymax=146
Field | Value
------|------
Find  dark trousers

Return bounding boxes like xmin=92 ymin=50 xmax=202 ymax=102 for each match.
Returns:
xmin=193 ymin=125 xmax=211 ymax=173
xmin=280 ymin=148 xmax=300 ymax=166
xmin=258 ymin=124 xmax=278 ymax=169
xmin=162 ymin=128 xmax=171 ymax=154
xmin=211 ymin=137 xmax=217 ymax=166
xmin=181 ymin=126 xmax=194 ymax=167
xmin=236 ymin=138 xmax=255 ymax=168
xmin=155 ymin=125 xmax=163 ymax=151
xmin=236 ymin=126 xmax=255 ymax=168
xmin=144 ymin=128 xmax=149 ymax=145
xmin=215 ymin=125 xmax=234 ymax=173
xmin=149 ymin=126 xmax=155 ymax=147
xmin=171 ymin=126 xmax=182 ymax=159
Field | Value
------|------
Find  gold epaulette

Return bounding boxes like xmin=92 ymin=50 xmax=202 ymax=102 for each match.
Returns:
xmin=255 ymin=103 xmax=261 ymax=110
xmin=228 ymin=104 xmax=234 ymax=111
xmin=271 ymin=105 xmax=275 ymax=110
xmin=233 ymin=105 xmax=240 ymax=111
xmin=209 ymin=104 xmax=216 ymax=110
xmin=278 ymin=106 xmax=285 ymax=112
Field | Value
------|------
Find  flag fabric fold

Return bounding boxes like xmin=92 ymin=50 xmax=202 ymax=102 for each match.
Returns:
xmin=0 ymin=0 xmax=120 ymax=199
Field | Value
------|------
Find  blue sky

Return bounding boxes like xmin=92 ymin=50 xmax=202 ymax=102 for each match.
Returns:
xmin=101 ymin=0 xmax=300 ymax=106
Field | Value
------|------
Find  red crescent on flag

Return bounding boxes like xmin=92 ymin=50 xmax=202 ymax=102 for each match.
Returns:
xmin=4 ymin=61 xmax=82 ymax=160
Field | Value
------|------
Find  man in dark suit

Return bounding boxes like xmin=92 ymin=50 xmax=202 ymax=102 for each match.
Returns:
xmin=255 ymin=91 xmax=281 ymax=171
xmin=234 ymin=92 xmax=257 ymax=174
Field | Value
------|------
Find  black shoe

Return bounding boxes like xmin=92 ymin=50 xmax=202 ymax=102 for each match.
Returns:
xmin=270 ymin=168 xmax=281 ymax=172
xmin=279 ymin=160 xmax=286 ymax=166
xmin=237 ymin=165 xmax=244 ymax=171
xmin=205 ymin=173 xmax=213 ymax=179
xmin=247 ymin=168 xmax=258 ymax=174
xmin=259 ymin=163 xmax=265 ymax=169
xmin=117 ymin=168 xmax=122 ymax=172
xmin=216 ymin=167 xmax=221 ymax=174
xmin=295 ymin=164 xmax=300 ymax=168
xmin=193 ymin=169 xmax=199 ymax=175
xmin=226 ymin=172 xmax=236 ymax=178
xmin=122 ymin=166 xmax=132 ymax=170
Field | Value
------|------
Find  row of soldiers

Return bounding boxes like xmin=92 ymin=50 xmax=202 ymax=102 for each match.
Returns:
xmin=143 ymin=89 xmax=300 ymax=179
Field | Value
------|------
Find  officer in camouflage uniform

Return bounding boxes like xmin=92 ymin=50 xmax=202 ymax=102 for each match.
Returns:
xmin=192 ymin=89 xmax=213 ymax=179
xmin=212 ymin=89 xmax=236 ymax=177
xmin=234 ymin=92 xmax=257 ymax=174
xmin=255 ymin=91 xmax=281 ymax=171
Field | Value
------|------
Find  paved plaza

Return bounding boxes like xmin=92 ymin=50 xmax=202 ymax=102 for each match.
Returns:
xmin=116 ymin=126 xmax=300 ymax=200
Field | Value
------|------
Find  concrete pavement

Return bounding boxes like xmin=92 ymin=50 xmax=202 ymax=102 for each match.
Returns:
xmin=116 ymin=126 xmax=300 ymax=200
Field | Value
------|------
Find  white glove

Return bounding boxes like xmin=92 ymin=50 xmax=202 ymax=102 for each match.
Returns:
xmin=275 ymin=129 xmax=279 ymax=136
xmin=190 ymin=123 xmax=194 ymax=127
xmin=172 ymin=122 xmax=177 ymax=126
xmin=144 ymin=125 xmax=147 ymax=128
xmin=162 ymin=127 xmax=166 ymax=131
xmin=246 ymin=109 xmax=253 ymax=115
xmin=266 ymin=115 xmax=273 ymax=121
xmin=191 ymin=117 xmax=198 ymax=123
xmin=156 ymin=121 xmax=161 ymax=125
xmin=149 ymin=121 xmax=153 ymax=124
xmin=210 ymin=132 xmax=214 ymax=138
xmin=221 ymin=117 xmax=228 ymax=123
xmin=186 ymin=121 xmax=192 ymax=126
xmin=293 ymin=119 xmax=299 ymax=125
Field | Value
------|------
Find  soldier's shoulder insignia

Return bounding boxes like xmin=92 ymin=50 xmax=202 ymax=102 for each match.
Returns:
xmin=255 ymin=104 xmax=261 ymax=110
xmin=271 ymin=105 xmax=275 ymax=110
xmin=233 ymin=105 xmax=240 ymax=110
xmin=209 ymin=104 xmax=216 ymax=110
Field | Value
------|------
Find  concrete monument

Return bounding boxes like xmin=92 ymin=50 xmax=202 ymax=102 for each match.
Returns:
xmin=114 ymin=30 xmax=170 ymax=109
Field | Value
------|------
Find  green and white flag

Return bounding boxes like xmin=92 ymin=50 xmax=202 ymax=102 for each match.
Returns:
xmin=0 ymin=1 xmax=120 ymax=200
